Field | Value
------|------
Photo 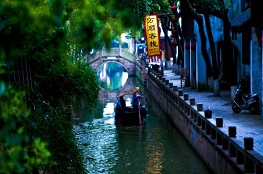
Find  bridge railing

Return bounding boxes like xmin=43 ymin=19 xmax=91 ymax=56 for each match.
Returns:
xmin=87 ymin=48 xmax=135 ymax=63
xmin=119 ymin=49 xmax=136 ymax=62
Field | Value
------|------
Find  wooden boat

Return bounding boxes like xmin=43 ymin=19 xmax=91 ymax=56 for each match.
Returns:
xmin=114 ymin=94 xmax=147 ymax=126
xmin=116 ymin=107 xmax=147 ymax=126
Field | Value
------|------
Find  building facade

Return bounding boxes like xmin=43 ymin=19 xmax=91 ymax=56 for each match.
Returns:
xmin=182 ymin=0 xmax=263 ymax=116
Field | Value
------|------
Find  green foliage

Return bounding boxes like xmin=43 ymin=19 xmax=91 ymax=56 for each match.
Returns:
xmin=192 ymin=0 xmax=229 ymax=15
xmin=0 ymin=85 xmax=51 ymax=173
xmin=0 ymin=85 xmax=28 ymax=120
xmin=0 ymin=0 xmax=98 ymax=173
xmin=0 ymin=0 xmax=173 ymax=173
xmin=23 ymin=92 xmax=87 ymax=173
xmin=33 ymin=58 xmax=100 ymax=112
xmin=225 ymin=0 xmax=231 ymax=9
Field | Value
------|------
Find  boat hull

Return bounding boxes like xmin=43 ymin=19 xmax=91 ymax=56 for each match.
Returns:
xmin=121 ymin=111 xmax=141 ymax=126
xmin=115 ymin=107 xmax=147 ymax=126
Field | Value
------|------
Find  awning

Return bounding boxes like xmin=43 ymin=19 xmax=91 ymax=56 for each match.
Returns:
xmin=231 ymin=8 xmax=251 ymax=32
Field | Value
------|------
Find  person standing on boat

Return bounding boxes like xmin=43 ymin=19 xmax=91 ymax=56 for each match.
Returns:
xmin=115 ymin=95 xmax=126 ymax=124
xmin=132 ymin=87 xmax=143 ymax=126
xmin=132 ymin=87 xmax=140 ymax=111
xmin=118 ymin=95 xmax=126 ymax=111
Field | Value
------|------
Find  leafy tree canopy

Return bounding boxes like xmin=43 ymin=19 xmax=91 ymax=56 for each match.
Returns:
xmin=0 ymin=0 xmax=173 ymax=173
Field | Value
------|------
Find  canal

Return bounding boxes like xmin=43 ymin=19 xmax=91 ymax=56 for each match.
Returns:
xmin=73 ymin=62 xmax=212 ymax=173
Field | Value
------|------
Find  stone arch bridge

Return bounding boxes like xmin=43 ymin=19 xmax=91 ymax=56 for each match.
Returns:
xmin=87 ymin=48 xmax=136 ymax=76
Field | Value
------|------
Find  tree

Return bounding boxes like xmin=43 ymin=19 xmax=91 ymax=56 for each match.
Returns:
xmin=1 ymin=0 xmax=167 ymax=173
xmin=180 ymin=0 xmax=213 ymax=78
xmin=189 ymin=0 xmax=236 ymax=85
xmin=0 ymin=85 xmax=51 ymax=173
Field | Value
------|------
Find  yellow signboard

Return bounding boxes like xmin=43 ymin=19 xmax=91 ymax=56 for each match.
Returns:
xmin=144 ymin=15 xmax=161 ymax=57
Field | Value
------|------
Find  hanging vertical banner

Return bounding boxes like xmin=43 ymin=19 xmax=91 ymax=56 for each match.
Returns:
xmin=144 ymin=15 xmax=161 ymax=57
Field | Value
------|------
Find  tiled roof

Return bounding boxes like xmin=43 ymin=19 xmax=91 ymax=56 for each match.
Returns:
xmin=231 ymin=8 xmax=251 ymax=28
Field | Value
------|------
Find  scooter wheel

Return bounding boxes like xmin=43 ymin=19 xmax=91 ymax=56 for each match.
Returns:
xmin=232 ymin=104 xmax=241 ymax=113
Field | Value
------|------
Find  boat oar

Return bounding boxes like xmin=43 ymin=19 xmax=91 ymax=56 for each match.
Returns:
xmin=138 ymin=104 xmax=142 ymax=127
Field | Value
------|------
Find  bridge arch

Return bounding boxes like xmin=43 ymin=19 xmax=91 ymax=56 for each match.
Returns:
xmin=87 ymin=48 xmax=137 ymax=76
xmin=95 ymin=61 xmax=129 ymax=75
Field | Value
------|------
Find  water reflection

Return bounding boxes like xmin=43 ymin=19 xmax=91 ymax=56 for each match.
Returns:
xmin=74 ymin=94 xmax=212 ymax=174
xmin=97 ymin=62 xmax=128 ymax=90
xmin=103 ymin=102 xmax=115 ymax=124
xmin=74 ymin=100 xmax=211 ymax=174
xmin=74 ymin=65 xmax=211 ymax=173
xmin=74 ymin=102 xmax=118 ymax=173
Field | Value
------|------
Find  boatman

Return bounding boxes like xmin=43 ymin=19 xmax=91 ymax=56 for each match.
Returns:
xmin=115 ymin=95 xmax=126 ymax=124
xmin=132 ymin=87 xmax=143 ymax=126
xmin=132 ymin=87 xmax=142 ymax=111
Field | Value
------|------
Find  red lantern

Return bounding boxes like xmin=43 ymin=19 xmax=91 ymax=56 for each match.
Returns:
xmin=259 ymin=37 xmax=263 ymax=43
xmin=171 ymin=6 xmax=177 ymax=11
xmin=172 ymin=30 xmax=178 ymax=35
xmin=185 ymin=43 xmax=190 ymax=50
xmin=171 ymin=17 xmax=178 ymax=23
xmin=171 ymin=41 xmax=178 ymax=47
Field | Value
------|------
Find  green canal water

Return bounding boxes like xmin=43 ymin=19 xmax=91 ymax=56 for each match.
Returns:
xmin=73 ymin=62 xmax=212 ymax=174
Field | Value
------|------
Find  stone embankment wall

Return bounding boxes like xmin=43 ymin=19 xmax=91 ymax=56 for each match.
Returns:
xmin=143 ymin=69 xmax=263 ymax=174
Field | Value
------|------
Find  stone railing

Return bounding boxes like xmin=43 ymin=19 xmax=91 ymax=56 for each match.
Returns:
xmin=147 ymin=69 xmax=263 ymax=174
xmin=88 ymin=48 xmax=135 ymax=64
xmin=135 ymin=61 xmax=148 ymax=86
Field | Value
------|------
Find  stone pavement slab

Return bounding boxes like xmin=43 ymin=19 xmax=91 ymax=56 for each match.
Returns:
xmin=163 ymin=69 xmax=263 ymax=157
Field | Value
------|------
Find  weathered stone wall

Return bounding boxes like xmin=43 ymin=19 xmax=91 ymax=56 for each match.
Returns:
xmin=145 ymin=70 xmax=263 ymax=174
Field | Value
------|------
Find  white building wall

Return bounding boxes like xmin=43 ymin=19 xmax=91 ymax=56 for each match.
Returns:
xmin=194 ymin=19 xmax=207 ymax=90
xmin=193 ymin=0 xmax=247 ymax=90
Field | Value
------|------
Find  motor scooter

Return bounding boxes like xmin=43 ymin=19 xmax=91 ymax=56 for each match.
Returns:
xmin=232 ymin=80 xmax=260 ymax=114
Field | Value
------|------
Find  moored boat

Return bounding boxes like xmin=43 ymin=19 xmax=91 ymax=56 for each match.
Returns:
xmin=115 ymin=106 xmax=147 ymax=126
xmin=115 ymin=89 xmax=147 ymax=126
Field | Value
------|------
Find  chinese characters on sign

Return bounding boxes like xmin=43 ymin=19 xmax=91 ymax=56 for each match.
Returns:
xmin=144 ymin=15 xmax=161 ymax=57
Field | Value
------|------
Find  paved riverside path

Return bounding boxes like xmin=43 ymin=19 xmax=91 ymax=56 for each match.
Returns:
xmin=162 ymin=69 xmax=263 ymax=157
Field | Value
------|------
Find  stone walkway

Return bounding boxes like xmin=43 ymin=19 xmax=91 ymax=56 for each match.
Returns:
xmin=163 ymin=69 xmax=263 ymax=157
